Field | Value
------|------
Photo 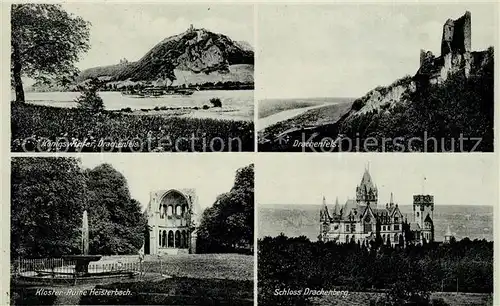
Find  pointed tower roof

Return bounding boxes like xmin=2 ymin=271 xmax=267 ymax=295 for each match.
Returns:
xmin=333 ymin=196 xmax=340 ymax=215
xmin=445 ymin=225 xmax=452 ymax=237
xmin=390 ymin=192 xmax=394 ymax=204
xmin=359 ymin=167 xmax=376 ymax=191
xmin=320 ymin=196 xmax=331 ymax=221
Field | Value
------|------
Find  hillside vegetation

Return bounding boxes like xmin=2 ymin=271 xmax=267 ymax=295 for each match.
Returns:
xmin=76 ymin=28 xmax=254 ymax=86
xmin=260 ymin=47 xmax=493 ymax=152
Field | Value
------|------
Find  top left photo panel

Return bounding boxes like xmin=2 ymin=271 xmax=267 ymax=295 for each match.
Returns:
xmin=10 ymin=3 xmax=255 ymax=152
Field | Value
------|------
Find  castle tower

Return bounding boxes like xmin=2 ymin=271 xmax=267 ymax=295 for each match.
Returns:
xmin=444 ymin=224 xmax=454 ymax=243
xmin=356 ymin=166 xmax=378 ymax=206
xmin=413 ymin=194 xmax=434 ymax=243
xmin=320 ymin=196 xmax=330 ymax=223
xmin=333 ymin=196 xmax=341 ymax=215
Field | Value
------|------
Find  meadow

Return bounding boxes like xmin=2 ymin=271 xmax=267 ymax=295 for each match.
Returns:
xmin=11 ymin=103 xmax=254 ymax=152
xmin=11 ymin=254 xmax=254 ymax=305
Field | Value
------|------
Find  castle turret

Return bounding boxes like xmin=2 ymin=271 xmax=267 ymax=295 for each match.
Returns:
xmin=444 ymin=225 xmax=454 ymax=243
xmin=356 ymin=166 xmax=378 ymax=206
xmin=320 ymin=196 xmax=330 ymax=223
xmin=333 ymin=197 xmax=340 ymax=215
xmin=413 ymin=194 xmax=434 ymax=243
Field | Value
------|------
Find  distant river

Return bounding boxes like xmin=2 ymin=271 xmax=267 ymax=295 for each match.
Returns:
xmin=23 ymin=90 xmax=254 ymax=121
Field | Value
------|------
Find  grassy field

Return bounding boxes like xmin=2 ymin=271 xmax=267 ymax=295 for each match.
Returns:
xmin=312 ymin=291 xmax=493 ymax=306
xmin=11 ymin=103 xmax=254 ymax=152
xmin=11 ymin=254 xmax=254 ymax=305
xmin=142 ymin=254 xmax=254 ymax=281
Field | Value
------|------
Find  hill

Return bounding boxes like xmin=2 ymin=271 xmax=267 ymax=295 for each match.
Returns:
xmin=77 ymin=26 xmax=254 ymax=86
xmin=259 ymin=11 xmax=494 ymax=152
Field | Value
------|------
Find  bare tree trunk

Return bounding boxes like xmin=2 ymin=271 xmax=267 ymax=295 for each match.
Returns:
xmin=12 ymin=41 xmax=25 ymax=103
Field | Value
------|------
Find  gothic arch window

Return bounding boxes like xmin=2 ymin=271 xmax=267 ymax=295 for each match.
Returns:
xmin=160 ymin=205 xmax=165 ymax=219
xmin=159 ymin=231 xmax=161 ymax=246
xmin=162 ymin=230 xmax=166 ymax=247
xmin=175 ymin=205 xmax=181 ymax=216
xmin=181 ymin=205 xmax=186 ymax=217
xmin=184 ymin=231 xmax=189 ymax=248
xmin=167 ymin=205 xmax=173 ymax=217
xmin=180 ymin=230 xmax=185 ymax=248
xmin=175 ymin=230 xmax=181 ymax=248
xmin=168 ymin=231 xmax=174 ymax=247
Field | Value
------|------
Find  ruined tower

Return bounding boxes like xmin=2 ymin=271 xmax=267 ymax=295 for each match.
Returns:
xmin=440 ymin=11 xmax=471 ymax=56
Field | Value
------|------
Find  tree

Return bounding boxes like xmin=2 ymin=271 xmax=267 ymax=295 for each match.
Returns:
xmin=197 ymin=164 xmax=254 ymax=253
xmin=11 ymin=4 xmax=90 ymax=102
xmin=75 ymin=77 xmax=104 ymax=112
xmin=86 ymin=164 xmax=147 ymax=255
xmin=11 ymin=157 xmax=87 ymax=258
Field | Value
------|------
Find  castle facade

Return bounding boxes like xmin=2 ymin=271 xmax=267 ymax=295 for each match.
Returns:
xmin=144 ymin=189 xmax=199 ymax=255
xmin=319 ymin=168 xmax=434 ymax=246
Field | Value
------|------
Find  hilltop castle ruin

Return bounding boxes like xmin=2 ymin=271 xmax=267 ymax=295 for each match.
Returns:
xmin=416 ymin=11 xmax=474 ymax=85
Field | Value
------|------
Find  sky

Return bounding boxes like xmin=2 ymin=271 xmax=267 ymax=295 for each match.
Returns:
xmin=256 ymin=154 xmax=497 ymax=207
xmin=61 ymin=3 xmax=254 ymax=70
xmin=77 ymin=154 xmax=253 ymax=211
xmin=257 ymin=3 xmax=497 ymax=99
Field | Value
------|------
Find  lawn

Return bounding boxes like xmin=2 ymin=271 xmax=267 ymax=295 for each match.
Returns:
xmin=11 ymin=254 xmax=254 ymax=305
xmin=142 ymin=253 xmax=254 ymax=281
xmin=11 ymin=103 xmax=254 ymax=152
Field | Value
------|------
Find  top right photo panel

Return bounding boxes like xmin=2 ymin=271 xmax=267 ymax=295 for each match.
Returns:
xmin=257 ymin=3 xmax=496 ymax=152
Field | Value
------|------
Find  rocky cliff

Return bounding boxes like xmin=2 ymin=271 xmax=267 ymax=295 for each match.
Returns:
xmin=77 ymin=26 xmax=254 ymax=85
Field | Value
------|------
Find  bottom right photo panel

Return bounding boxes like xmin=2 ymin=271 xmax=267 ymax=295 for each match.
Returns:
xmin=257 ymin=154 xmax=495 ymax=306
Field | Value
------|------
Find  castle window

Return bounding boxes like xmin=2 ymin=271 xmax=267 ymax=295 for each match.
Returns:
xmin=382 ymin=225 xmax=385 ymax=231
xmin=168 ymin=231 xmax=174 ymax=247
xmin=394 ymin=224 xmax=400 ymax=231
xmin=160 ymin=205 xmax=165 ymax=219
xmin=175 ymin=231 xmax=181 ymax=248
xmin=416 ymin=212 xmax=419 ymax=217
xmin=364 ymin=223 xmax=372 ymax=233
xmin=334 ymin=225 xmax=338 ymax=230
xmin=162 ymin=230 xmax=167 ymax=247
xmin=346 ymin=225 xmax=350 ymax=232
xmin=352 ymin=224 xmax=356 ymax=232
xmin=167 ymin=205 xmax=173 ymax=217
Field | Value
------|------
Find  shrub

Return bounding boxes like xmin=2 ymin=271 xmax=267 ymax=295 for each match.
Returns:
xmin=154 ymin=106 xmax=160 ymax=111
xmin=210 ymin=97 xmax=222 ymax=107
xmin=75 ymin=78 xmax=104 ymax=112
xmin=203 ymin=105 xmax=210 ymax=110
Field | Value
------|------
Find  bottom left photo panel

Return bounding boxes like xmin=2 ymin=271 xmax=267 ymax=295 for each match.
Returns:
xmin=10 ymin=154 xmax=254 ymax=306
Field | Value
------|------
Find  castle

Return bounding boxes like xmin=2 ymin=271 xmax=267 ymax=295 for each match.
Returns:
xmin=143 ymin=189 xmax=199 ymax=255
xmin=319 ymin=167 xmax=434 ymax=246
xmin=415 ymin=11 xmax=486 ymax=86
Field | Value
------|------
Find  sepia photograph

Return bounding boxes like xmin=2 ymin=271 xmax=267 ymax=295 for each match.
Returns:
xmin=10 ymin=154 xmax=254 ymax=305
xmin=257 ymin=4 xmax=496 ymax=152
xmin=10 ymin=3 xmax=254 ymax=152
xmin=257 ymin=154 xmax=494 ymax=305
